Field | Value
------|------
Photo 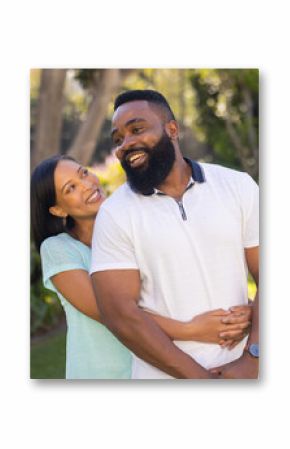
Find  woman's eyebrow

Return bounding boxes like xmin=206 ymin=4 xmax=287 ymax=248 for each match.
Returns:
xmin=61 ymin=166 xmax=82 ymax=192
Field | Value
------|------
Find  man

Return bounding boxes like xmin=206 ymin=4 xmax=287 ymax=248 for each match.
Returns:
xmin=90 ymin=90 xmax=259 ymax=379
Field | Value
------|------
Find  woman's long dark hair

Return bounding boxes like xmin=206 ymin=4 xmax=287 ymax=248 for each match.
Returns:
xmin=31 ymin=155 xmax=76 ymax=252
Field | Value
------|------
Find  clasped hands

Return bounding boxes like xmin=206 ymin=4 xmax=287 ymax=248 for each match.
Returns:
xmin=186 ymin=304 xmax=252 ymax=349
xmin=186 ymin=304 xmax=258 ymax=379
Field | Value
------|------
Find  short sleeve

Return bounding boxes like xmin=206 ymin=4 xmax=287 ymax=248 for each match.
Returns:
xmin=239 ymin=173 xmax=259 ymax=248
xmin=90 ymin=207 xmax=139 ymax=274
xmin=40 ymin=235 xmax=87 ymax=290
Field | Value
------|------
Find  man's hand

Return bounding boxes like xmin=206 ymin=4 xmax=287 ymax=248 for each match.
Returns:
xmin=210 ymin=351 xmax=259 ymax=379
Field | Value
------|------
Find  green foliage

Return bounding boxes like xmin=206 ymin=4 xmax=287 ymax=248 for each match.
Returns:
xmin=31 ymin=68 xmax=259 ymax=172
xmin=90 ymin=156 xmax=126 ymax=195
xmin=30 ymin=242 xmax=64 ymax=336
xmin=189 ymin=69 xmax=259 ymax=177
xmin=122 ymin=69 xmax=195 ymax=126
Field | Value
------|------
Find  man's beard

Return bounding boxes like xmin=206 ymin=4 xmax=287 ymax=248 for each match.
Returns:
xmin=121 ymin=132 xmax=176 ymax=195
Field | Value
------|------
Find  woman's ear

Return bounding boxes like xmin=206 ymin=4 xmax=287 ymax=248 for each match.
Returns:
xmin=49 ymin=205 xmax=68 ymax=218
xmin=164 ymin=120 xmax=179 ymax=141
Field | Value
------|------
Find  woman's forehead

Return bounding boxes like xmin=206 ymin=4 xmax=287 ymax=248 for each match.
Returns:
xmin=56 ymin=159 xmax=80 ymax=173
xmin=54 ymin=160 xmax=80 ymax=184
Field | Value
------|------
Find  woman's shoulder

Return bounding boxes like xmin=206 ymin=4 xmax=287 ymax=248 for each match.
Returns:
xmin=40 ymin=233 xmax=89 ymax=259
xmin=41 ymin=232 xmax=72 ymax=251
xmin=40 ymin=233 xmax=90 ymax=274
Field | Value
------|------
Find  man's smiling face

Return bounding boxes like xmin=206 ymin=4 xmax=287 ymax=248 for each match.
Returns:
xmin=111 ymin=100 xmax=176 ymax=194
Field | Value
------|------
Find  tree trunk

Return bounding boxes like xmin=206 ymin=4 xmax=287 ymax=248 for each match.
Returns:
xmin=31 ymin=69 xmax=67 ymax=170
xmin=68 ymin=69 xmax=130 ymax=165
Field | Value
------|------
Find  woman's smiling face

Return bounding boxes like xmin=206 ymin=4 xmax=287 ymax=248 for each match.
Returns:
xmin=49 ymin=159 xmax=106 ymax=221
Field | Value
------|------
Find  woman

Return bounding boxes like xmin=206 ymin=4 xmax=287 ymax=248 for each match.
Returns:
xmin=31 ymin=155 xmax=251 ymax=379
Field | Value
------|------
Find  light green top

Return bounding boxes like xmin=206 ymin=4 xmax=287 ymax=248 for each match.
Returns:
xmin=40 ymin=233 xmax=132 ymax=379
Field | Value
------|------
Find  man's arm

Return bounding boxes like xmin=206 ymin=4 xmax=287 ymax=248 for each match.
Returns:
xmin=211 ymin=246 xmax=259 ymax=379
xmin=91 ymin=269 xmax=213 ymax=379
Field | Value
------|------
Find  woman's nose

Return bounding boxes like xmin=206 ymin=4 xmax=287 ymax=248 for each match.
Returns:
xmin=81 ymin=178 xmax=95 ymax=190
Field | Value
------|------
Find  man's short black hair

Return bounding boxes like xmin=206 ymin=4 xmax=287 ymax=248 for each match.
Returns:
xmin=113 ymin=89 xmax=176 ymax=121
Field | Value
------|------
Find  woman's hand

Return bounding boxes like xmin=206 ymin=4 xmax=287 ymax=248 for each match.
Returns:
xmin=184 ymin=305 xmax=252 ymax=349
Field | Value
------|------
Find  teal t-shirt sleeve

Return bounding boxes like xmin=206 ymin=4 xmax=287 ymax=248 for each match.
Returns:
xmin=40 ymin=235 xmax=87 ymax=291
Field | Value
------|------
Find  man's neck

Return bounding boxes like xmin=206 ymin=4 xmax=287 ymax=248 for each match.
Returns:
xmin=157 ymin=154 xmax=191 ymax=200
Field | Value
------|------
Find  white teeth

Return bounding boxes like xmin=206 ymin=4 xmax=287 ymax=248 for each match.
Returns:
xmin=130 ymin=155 xmax=140 ymax=162
xmin=128 ymin=153 xmax=144 ymax=163
xmin=87 ymin=191 xmax=99 ymax=203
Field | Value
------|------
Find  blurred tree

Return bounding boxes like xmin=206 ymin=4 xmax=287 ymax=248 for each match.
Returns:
xmin=31 ymin=69 xmax=259 ymax=174
xmin=31 ymin=69 xmax=67 ymax=169
xmin=189 ymin=69 xmax=259 ymax=179
xmin=67 ymin=69 xmax=134 ymax=164
xmin=31 ymin=69 xmax=135 ymax=168
xmin=121 ymin=69 xmax=210 ymax=161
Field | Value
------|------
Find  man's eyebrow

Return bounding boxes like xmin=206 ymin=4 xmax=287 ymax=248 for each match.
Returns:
xmin=111 ymin=118 xmax=146 ymax=138
xmin=61 ymin=166 xmax=82 ymax=193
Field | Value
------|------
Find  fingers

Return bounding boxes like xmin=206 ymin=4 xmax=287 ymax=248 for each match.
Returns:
xmin=221 ymin=313 xmax=251 ymax=324
xmin=219 ymin=336 xmax=245 ymax=350
xmin=219 ymin=339 xmax=235 ymax=348
xmin=224 ymin=339 xmax=241 ymax=350
xmin=219 ymin=324 xmax=250 ymax=340
xmin=230 ymin=304 xmax=253 ymax=318
xmin=228 ymin=340 xmax=241 ymax=350
xmin=220 ymin=320 xmax=251 ymax=332
xmin=211 ymin=308 xmax=232 ymax=316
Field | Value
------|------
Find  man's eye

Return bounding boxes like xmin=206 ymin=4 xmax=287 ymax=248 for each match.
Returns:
xmin=113 ymin=138 xmax=122 ymax=146
xmin=82 ymin=168 xmax=89 ymax=176
xmin=132 ymin=127 xmax=143 ymax=134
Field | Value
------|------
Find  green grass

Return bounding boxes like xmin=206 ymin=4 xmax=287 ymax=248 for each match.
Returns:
xmin=30 ymin=332 xmax=66 ymax=379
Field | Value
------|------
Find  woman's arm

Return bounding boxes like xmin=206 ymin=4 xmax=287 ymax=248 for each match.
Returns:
xmin=51 ymin=269 xmax=102 ymax=321
xmin=146 ymin=306 xmax=252 ymax=347
xmin=51 ymin=269 xmax=251 ymax=347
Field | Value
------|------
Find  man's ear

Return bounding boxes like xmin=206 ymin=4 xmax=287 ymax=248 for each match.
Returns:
xmin=164 ymin=120 xmax=179 ymax=141
xmin=49 ymin=205 xmax=68 ymax=218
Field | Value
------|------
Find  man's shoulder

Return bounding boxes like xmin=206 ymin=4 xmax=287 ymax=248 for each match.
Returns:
xmin=200 ymin=162 xmax=246 ymax=178
xmin=199 ymin=162 xmax=252 ymax=185
xmin=199 ymin=162 xmax=258 ymax=200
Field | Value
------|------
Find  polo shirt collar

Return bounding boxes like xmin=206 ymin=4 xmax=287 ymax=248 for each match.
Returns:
xmin=152 ymin=158 xmax=206 ymax=195
xmin=184 ymin=158 xmax=206 ymax=183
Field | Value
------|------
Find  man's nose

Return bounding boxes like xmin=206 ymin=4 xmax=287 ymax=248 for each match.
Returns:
xmin=116 ymin=135 xmax=138 ymax=160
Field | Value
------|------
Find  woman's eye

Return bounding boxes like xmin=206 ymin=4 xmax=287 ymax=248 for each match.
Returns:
xmin=66 ymin=184 xmax=75 ymax=194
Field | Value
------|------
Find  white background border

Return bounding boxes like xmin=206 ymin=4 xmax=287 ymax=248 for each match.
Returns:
xmin=1 ymin=1 xmax=289 ymax=447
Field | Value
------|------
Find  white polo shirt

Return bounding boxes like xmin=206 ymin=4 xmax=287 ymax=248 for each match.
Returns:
xmin=90 ymin=161 xmax=259 ymax=379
